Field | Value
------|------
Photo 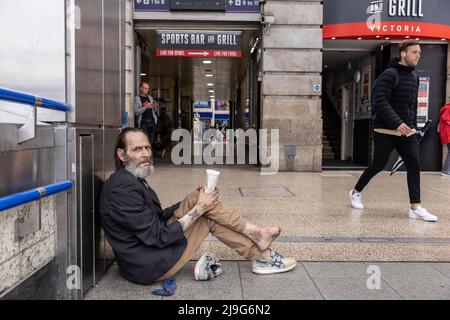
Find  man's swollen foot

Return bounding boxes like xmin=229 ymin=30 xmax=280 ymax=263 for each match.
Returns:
xmin=244 ymin=224 xmax=281 ymax=252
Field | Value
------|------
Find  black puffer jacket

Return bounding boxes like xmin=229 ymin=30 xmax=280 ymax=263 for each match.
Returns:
xmin=373 ymin=58 xmax=419 ymax=130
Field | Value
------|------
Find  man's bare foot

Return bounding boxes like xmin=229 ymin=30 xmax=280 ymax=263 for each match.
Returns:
xmin=253 ymin=226 xmax=281 ymax=252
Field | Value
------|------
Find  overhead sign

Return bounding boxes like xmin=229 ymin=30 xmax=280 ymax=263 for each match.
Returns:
xmin=225 ymin=0 xmax=261 ymax=13
xmin=170 ymin=0 xmax=226 ymax=11
xmin=156 ymin=31 xmax=242 ymax=58
xmin=323 ymin=0 xmax=450 ymax=40
xmin=135 ymin=0 xmax=170 ymax=11
xmin=134 ymin=0 xmax=260 ymax=13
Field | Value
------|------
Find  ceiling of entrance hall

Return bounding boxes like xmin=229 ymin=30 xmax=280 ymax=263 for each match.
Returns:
xmin=136 ymin=29 xmax=259 ymax=102
xmin=323 ymin=39 xmax=388 ymax=70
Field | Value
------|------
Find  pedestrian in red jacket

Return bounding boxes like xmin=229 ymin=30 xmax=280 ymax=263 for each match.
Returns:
xmin=439 ymin=102 xmax=450 ymax=176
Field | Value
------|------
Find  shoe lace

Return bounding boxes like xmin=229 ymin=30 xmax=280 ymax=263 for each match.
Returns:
xmin=268 ymin=250 xmax=284 ymax=267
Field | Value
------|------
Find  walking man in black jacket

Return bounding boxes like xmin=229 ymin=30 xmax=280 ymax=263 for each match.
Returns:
xmin=349 ymin=40 xmax=437 ymax=222
xmin=99 ymin=128 xmax=296 ymax=285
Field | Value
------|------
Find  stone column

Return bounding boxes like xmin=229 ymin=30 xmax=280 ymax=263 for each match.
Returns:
xmin=261 ymin=0 xmax=323 ymax=171
xmin=125 ymin=0 xmax=134 ymax=127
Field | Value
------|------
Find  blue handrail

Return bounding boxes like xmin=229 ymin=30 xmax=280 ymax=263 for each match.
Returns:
xmin=0 ymin=87 xmax=70 ymax=112
xmin=0 ymin=180 xmax=73 ymax=211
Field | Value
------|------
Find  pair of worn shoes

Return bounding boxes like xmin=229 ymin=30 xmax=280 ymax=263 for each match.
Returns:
xmin=194 ymin=250 xmax=297 ymax=280
xmin=348 ymin=190 xmax=438 ymax=222
xmin=194 ymin=252 xmax=223 ymax=281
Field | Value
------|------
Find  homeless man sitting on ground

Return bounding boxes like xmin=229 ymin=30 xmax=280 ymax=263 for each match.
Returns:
xmin=99 ymin=128 xmax=296 ymax=285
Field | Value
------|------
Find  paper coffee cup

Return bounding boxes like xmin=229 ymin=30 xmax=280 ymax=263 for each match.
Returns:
xmin=205 ymin=169 xmax=220 ymax=194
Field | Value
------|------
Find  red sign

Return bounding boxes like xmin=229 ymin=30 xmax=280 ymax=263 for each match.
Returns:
xmin=323 ymin=22 xmax=450 ymax=40
xmin=156 ymin=49 xmax=242 ymax=58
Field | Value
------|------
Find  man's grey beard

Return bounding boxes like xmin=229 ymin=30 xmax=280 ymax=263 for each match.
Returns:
xmin=124 ymin=159 xmax=155 ymax=179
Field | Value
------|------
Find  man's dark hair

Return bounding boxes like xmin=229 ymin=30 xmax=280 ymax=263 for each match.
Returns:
xmin=399 ymin=40 xmax=420 ymax=56
xmin=114 ymin=127 xmax=146 ymax=168
xmin=140 ymin=81 xmax=149 ymax=88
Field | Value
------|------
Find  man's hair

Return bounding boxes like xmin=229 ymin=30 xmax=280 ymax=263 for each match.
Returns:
xmin=399 ymin=40 xmax=420 ymax=56
xmin=140 ymin=81 xmax=149 ymax=89
xmin=114 ymin=127 xmax=146 ymax=169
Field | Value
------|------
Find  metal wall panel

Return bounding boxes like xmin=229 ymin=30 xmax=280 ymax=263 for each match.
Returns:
xmin=77 ymin=134 xmax=94 ymax=294
xmin=0 ymin=0 xmax=66 ymax=123
xmin=0 ymin=150 xmax=38 ymax=197
xmin=103 ymin=128 xmax=120 ymax=268
xmin=104 ymin=0 xmax=122 ymax=126
xmin=74 ymin=0 xmax=103 ymax=124
xmin=74 ymin=128 xmax=106 ymax=296
xmin=52 ymin=126 xmax=72 ymax=300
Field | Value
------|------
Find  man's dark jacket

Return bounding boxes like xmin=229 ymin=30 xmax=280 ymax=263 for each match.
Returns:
xmin=373 ymin=58 xmax=419 ymax=130
xmin=99 ymin=167 xmax=186 ymax=284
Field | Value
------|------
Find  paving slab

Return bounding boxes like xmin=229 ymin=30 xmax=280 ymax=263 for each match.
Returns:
xmin=238 ymin=262 xmax=323 ymax=300
xmin=312 ymin=278 xmax=402 ymax=300
xmin=163 ymin=261 xmax=243 ymax=300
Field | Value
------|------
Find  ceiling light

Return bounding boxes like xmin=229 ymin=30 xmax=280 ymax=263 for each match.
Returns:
xmin=203 ymin=60 xmax=212 ymax=64
xmin=331 ymin=37 xmax=336 ymax=40
xmin=209 ymin=95 xmax=215 ymax=98
xmin=207 ymin=83 xmax=214 ymax=86
xmin=140 ymin=73 xmax=147 ymax=76
xmin=376 ymin=35 xmax=380 ymax=38
xmin=416 ymin=38 xmax=420 ymax=40
xmin=442 ymin=38 xmax=447 ymax=41
xmin=205 ymin=74 xmax=213 ymax=77
xmin=357 ymin=37 xmax=362 ymax=40
xmin=324 ymin=65 xmax=328 ymax=68
xmin=208 ymin=90 xmax=214 ymax=93
xmin=405 ymin=36 xmax=410 ymax=38
xmin=385 ymin=37 xmax=390 ymax=40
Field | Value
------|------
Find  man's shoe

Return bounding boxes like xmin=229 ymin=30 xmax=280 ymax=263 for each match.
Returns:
xmin=408 ymin=206 xmax=438 ymax=222
xmin=441 ymin=172 xmax=450 ymax=177
xmin=194 ymin=252 xmax=223 ymax=281
xmin=252 ymin=249 xmax=297 ymax=275
xmin=349 ymin=190 xmax=364 ymax=209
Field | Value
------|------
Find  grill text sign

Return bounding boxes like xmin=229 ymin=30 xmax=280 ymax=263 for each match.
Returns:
xmin=156 ymin=31 xmax=242 ymax=58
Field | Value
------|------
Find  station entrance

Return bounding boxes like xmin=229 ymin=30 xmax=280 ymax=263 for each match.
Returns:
xmin=322 ymin=40 xmax=447 ymax=171
xmin=133 ymin=22 xmax=261 ymax=164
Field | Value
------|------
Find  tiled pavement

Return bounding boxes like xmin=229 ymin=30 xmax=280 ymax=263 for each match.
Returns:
xmin=86 ymin=164 xmax=450 ymax=300
xmin=84 ymin=261 xmax=450 ymax=300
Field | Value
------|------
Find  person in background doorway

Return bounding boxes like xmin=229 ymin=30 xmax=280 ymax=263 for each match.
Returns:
xmin=134 ymin=81 xmax=158 ymax=144
xmin=439 ymin=102 xmax=450 ymax=177
xmin=349 ymin=40 xmax=438 ymax=222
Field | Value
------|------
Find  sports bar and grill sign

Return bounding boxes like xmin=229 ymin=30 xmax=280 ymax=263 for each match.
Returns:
xmin=156 ymin=31 xmax=242 ymax=58
xmin=323 ymin=0 xmax=450 ymax=40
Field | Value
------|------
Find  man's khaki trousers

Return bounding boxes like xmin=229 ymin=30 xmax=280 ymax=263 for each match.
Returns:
xmin=157 ymin=190 xmax=263 ymax=281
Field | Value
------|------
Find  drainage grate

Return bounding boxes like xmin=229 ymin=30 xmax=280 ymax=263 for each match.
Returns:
xmin=238 ymin=186 xmax=296 ymax=198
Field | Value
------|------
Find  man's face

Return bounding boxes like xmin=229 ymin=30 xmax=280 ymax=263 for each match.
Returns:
xmin=140 ymin=83 xmax=150 ymax=96
xmin=401 ymin=45 xmax=421 ymax=68
xmin=118 ymin=132 xmax=154 ymax=179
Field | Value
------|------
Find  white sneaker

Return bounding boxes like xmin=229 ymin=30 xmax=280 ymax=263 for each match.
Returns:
xmin=252 ymin=249 xmax=297 ymax=275
xmin=408 ymin=206 xmax=438 ymax=222
xmin=441 ymin=172 xmax=450 ymax=177
xmin=349 ymin=190 xmax=364 ymax=209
